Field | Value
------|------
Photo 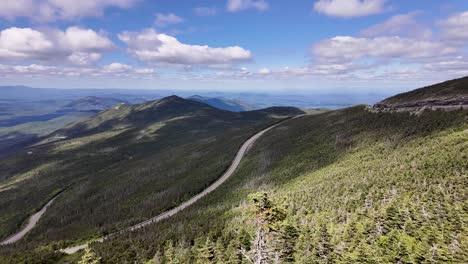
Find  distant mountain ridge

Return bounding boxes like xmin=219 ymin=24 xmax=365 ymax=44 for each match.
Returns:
xmin=64 ymin=96 xmax=129 ymax=111
xmin=374 ymin=76 xmax=468 ymax=110
xmin=188 ymin=95 xmax=256 ymax=112
xmin=53 ymin=95 xmax=302 ymax=139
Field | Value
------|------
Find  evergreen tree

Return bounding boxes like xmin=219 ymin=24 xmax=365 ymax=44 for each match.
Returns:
xmin=164 ymin=240 xmax=179 ymax=264
xmin=315 ymin=223 xmax=333 ymax=263
xmin=248 ymin=192 xmax=286 ymax=264
xmin=196 ymin=237 xmax=216 ymax=264
xmin=225 ymin=238 xmax=243 ymax=264
xmin=277 ymin=221 xmax=299 ymax=262
xmin=79 ymin=247 xmax=101 ymax=264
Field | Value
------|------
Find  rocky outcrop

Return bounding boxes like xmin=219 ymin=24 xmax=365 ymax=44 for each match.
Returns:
xmin=373 ymin=96 xmax=468 ymax=112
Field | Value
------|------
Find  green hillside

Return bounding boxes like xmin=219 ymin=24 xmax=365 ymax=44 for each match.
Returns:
xmin=83 ymin=106 xmax=466 ymax=263
xmin=374 ymin=76 xmax=468 ymax=109
xmin=0 ymin=89 xmax=466 ymax=263
xmin=0 ymin=96 xmax=302 ymax=257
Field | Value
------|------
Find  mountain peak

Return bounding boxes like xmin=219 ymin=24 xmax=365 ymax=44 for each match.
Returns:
xmin=160 ymin=95 xmax=185 ymax=102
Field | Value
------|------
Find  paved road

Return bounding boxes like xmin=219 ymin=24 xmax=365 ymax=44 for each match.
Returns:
xmin=61 ymin=119 xmax=290 ymax=254
xmin=0 ymin=196 xmax=59 ymax=245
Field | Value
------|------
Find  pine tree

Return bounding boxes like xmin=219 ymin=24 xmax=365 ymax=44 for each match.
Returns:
xmin=248 ymin=192 xmax=286 ymax=264
xmin=164 ymin=240 xmax=179 ymax=264
xmin=225 ymin=238 xmax=243 ymax=264
xmin=315 ymin=223 xmax=333 ymax=263
xmin=278 ymin=221 xmax=298 ymax=262
xmin=214 ymin=238 xmax=226 ymax=263
xmin=79 ymin=247 xmax=101 ymax=264
xmin=196 ymin=237 xmax=216 ymax=264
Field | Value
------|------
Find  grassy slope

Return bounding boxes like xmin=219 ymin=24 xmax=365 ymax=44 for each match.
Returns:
xmin=376 ymin=76 xmax=468 ymax=107
xmin=85 ymin=106 xmax=468 ymax=263
xmin=0 ymin=96 xmax=302 ymax=253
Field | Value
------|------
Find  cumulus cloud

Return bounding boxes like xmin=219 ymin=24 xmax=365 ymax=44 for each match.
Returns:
xmin=193 ymin=7 xmax=217 ymax=16
xmin=0 ymin=27 xmax=114 ymax=65
xmin=227 ymin=0 xmax=269 ymax=12
xmin=437 ymin=11 xmax=468 ymax=41
xmin=118 ymin=29 xmax=252 ymax=67
xmin=0 ymin=63 xmax=57 ymax=75
xmin=154 ymin=13 xmax=184 ymax=28
xmin=258 ymin=68 xmax=271 ymax=74
xmin=67 ymin=52 xmax=102 ymax=66
xmin=314 ymin=0 xmax=387 ymax=18
xmin=0 ymin=62 xmax=155 ymax=77
xmin=423 ymin=56 xmax=468 ymax=74
xmin=101 ymin=62 xmax=133 ymax=73
xmin=0 ymin=0 xmax=137 ymax=21
xmin=361 ymin=12 xmax=432 ymax=39
xmin=312 ymin=36 xmax=457 ymax=64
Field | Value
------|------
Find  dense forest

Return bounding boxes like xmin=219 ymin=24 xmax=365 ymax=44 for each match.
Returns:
xmin=0 ymin=97 xmax=302 ymax=257
xmin=88 ymin=106 xmax=466 ymax=263
xmin=3 ymin=104 xmax=464 ymax=263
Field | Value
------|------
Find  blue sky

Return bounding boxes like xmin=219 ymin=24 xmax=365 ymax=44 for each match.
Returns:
xmin=0 ymin=0 xmax=467 ymax=93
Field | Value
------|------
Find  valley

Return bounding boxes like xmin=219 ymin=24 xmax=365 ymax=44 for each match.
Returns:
xmin=0 ymin=96 xmax=303 ymax=260
xmin=1 ymin=2 xmax=467 ymax=263
xmin=0 ymin=77 xmax=466 ymax=263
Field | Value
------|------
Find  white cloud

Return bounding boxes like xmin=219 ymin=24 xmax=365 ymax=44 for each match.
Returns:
xmin=312 ymin=36 xmax=457 ymax=64
xmin=438 ymin=11 xmax=468 ymax=41
xmin=0 ymin=27 xmax=114 ymax=65
xmin=102 ymin=62 xmax=133 ymax=73
xmin=134 ymin=68 xmax=155 ymax=74
xmin=0 ymin=27 xmax=54 ymax=60
xmin=423 ymin=56 xmax=468 ymax=73
xmin=314 ymin=0 xmax=387 ymax=18
xmin=193 ymin=7 xmax=217 ymax=16
xmin=227 ymin=0 xmax=269 ymax=12
xmin=59 ymin=27 xmax=114 ymax=52
xmin=67 ymin=52 xmax=102 ymax=66
xmin=0 ymin=62 xmax=155 ymax=77
xmin=118 ymin=29 xmax=252 ymax=67
xmin=0 ymin=0 xmax=137 ymax=21
xmin=0 ymin=63 xmax=57 ymax=74
xmin=0 ymin=0 xmax=37 ymax=21
xmin=258 ymin=68 xmax=271 ymax=74
xmin=154 ymin=13 xmax=184 ymax=28
xmin=361 ymin=12 xmax=432 ymax=39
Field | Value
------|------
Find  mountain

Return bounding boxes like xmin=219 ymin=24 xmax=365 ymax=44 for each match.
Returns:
xmin=188 ymin=95 xmax=256 ymax=112
xmin=64 ymin=96 xmax=129 ymax=112
xmin=0 ymin=96 xmax=303 ymax=260
xmin=0 ymin=82 xmax=466 ymax=263
xmin=72 ymin=86 xmax=465 ymax=262
xmin=374 ymin=76 xmax=468 ymax=110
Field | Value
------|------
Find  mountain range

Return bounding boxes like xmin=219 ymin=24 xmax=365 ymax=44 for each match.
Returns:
xmin=0 ymin=77 xmax=466 ymax=263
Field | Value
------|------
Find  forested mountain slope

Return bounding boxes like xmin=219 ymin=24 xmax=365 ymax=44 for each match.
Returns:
xmin=86 ymin=105 xmax=466 ymax=263
xmin=374 ymin=76 xmax=468 ymax=110
xmin=0 ymin=96 xmax=302 ymax=261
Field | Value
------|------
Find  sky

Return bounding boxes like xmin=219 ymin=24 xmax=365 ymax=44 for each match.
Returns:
xmin=0 ymin=0 xmax=467 ymax=93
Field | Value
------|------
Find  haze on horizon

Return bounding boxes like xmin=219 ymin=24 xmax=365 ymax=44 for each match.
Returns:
xmin=0 ymin=0 xmax=467 ymax=94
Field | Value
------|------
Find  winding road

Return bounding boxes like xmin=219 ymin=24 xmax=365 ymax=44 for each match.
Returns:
xmin=0 ymin=118 xmax=293 ymax=253
xmin=0 ymin=195 xmax=59 ymax=245
xmin=61 ymin=120 xmax=288 ymax=254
